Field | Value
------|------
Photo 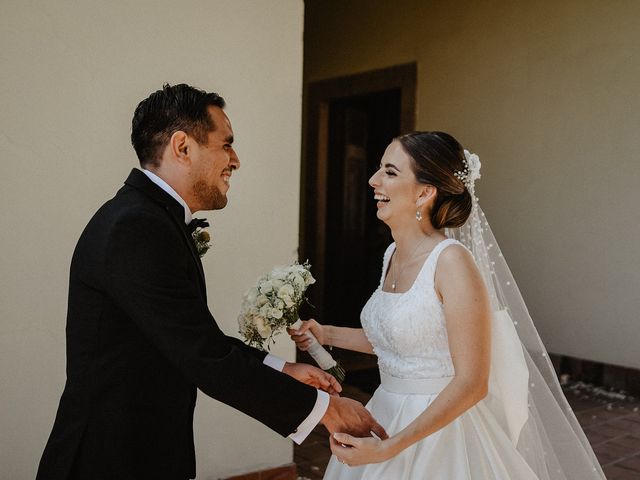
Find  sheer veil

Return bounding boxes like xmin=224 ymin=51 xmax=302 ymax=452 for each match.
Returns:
xmin=445 ymin=151 xmax=605 ymax=479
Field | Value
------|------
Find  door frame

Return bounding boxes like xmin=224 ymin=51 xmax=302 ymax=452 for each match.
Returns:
xmin=300 ymin=63 xmax=417 ymax=320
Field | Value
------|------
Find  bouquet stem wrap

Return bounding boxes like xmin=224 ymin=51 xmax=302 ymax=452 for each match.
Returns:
xmin=291 ymin=319 xmax=345 ymax=383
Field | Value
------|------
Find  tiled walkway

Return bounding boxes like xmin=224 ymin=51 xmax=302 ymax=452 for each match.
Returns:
xmin=295 ymin=381 xmax=640 ymax=479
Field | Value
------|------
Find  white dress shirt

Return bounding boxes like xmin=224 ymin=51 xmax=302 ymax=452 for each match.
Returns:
xmin=141 ymin=169 xmax=328 ymax=443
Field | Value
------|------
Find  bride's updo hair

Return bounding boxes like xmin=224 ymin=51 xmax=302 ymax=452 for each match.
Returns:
xmin=397 ymin=131 xmax=473 ymax=229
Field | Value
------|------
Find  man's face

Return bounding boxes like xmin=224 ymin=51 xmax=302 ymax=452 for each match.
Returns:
xmin=189 ymin=106 xmax=239 ymax=211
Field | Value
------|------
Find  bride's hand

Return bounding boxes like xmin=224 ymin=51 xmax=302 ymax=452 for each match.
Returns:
xmin=287 ymin=318 xmax=326 ymax=350
xmin=282 ymin=362 xmax=342 ymax=395
xmin=329 ymin=432 xmax=400 ymax=466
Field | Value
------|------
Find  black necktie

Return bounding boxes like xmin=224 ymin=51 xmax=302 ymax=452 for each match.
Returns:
xmin=187 ymin=218 xmax=209 ymax=234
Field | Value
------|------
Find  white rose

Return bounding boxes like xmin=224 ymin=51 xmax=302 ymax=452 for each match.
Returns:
xmin=280 ymin=295 xmax=294 ymax=308
xmin=292 ymin=274 xmax=305 ymax=290
xmin=277 ymin=284 xmax=295 ymax=299
xmin=272 ymin=267 xmax=288 ymax=281
xmin=304 ymin=272 xmax=316 ymax=286
xmin=259 ymin=304 xmax=271 ymax=318
xmin=254 ymin=316 xmax=271 ymax=339
xmin=259 ymin=281 xmax=273 ymax=294
xmin=270 ymin=308 xmax=283 ymax=319
xmin=256 ymin=294 xmax=269 ymax=307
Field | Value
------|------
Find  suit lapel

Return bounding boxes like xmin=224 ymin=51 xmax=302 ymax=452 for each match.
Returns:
xmin=179 ymin=224 xmax=207 ymax=296
xmin=123 ymin=169 xmax=207 ymax=297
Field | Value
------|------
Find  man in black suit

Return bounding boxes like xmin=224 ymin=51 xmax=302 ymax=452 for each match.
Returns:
xmin=36 ymin=84 xmax=385 ymax=480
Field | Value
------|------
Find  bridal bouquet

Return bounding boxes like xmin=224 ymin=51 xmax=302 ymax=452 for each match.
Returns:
xmin=238 ymin=262 xmax=345 ymax=382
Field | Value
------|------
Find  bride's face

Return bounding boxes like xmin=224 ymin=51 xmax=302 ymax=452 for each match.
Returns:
xmin=369 ymin=141 xmax=425 ymax=226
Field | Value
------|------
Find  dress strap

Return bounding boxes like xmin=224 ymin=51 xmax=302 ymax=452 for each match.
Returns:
xmin=416 ymin=238 xmax=465 ymax=289
xmin=379 ymin=242 xmax=396 ymax=289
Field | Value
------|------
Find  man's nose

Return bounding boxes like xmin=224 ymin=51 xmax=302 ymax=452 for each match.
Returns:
xmin=230 ymin=149 xmax=240 ymax=170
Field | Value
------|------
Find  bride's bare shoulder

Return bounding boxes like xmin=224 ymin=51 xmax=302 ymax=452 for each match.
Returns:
xmin=438 ymin=243 xmax=475 ymax=269
xmin=435 ymin=243 xmax=484 ymax=293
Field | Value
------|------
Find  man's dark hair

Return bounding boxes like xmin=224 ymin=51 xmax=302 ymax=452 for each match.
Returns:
xmin=131 ymin=83 xmax=226 ymax=167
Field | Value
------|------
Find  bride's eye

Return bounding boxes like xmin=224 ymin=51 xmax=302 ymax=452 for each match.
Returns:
xmin=386 ymin=170 xmax=396 ymax=176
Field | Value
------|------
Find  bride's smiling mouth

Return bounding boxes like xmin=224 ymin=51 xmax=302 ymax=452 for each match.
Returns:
xmin=374 ymin=193 xmax=390 ymax=207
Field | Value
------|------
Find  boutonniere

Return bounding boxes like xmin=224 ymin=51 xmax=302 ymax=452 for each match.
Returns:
xmin=188 ymin=218 xmax=211 ymax=258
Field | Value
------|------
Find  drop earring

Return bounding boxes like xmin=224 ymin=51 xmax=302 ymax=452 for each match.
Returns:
xmin=416 ymin=209 xmax=423 ymax=221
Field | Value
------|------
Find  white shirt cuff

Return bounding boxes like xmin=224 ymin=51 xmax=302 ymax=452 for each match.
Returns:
xmin=288 ymin=390 xmax=329 ymax=445
xmin=263 ymin=354 xmax=286 ymax=372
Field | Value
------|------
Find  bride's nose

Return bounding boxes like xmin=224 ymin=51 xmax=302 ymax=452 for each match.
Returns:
xmin=369 ymin=170 xmax=381 ymax=187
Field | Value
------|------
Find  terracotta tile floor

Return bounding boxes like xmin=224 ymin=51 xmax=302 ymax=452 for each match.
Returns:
xmin=295 ymin=381 xmax=640 ymax=479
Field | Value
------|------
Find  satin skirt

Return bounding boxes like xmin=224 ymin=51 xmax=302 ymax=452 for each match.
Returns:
xmin=324 ymin=374 xmax=540 ymax=480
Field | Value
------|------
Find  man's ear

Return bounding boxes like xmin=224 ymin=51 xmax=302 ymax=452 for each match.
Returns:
xmin=168 ymin=131 xmax=190 ymax=165
xmin=416 ymin=184 xmax=437 ymax=208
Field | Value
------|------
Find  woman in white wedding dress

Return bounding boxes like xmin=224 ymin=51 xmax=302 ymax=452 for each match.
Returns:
xmin=290 ymin=132 xmax=605 ymax=479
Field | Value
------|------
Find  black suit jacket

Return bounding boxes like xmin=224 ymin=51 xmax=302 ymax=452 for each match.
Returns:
xmin=36 ymin=169 xmax=318 ymax=480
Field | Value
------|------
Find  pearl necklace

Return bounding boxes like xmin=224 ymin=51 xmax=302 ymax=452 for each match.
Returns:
xmin=391 ymin=235 xmax=431 ymax=291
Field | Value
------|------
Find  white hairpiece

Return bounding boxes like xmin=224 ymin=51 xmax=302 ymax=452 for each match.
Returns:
xmin=454 ymin=149 xmax=482 ymax=190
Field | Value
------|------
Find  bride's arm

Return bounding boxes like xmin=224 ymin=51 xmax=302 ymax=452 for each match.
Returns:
xmin=288 ymin=320 xmax=375 ymax=354
xmin=331 ymin=245 xmax=491 ymax=465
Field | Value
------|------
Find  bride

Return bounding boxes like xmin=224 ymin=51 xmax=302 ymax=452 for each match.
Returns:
xmin=290 ymin=132 xmax=605 ymax=479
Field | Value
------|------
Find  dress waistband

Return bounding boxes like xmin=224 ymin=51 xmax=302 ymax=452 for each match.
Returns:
xmin=380 ymin=372 xmax=453 ymax=395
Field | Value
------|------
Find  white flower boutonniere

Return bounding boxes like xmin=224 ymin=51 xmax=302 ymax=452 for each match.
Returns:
xmin=188 ymin=218 xmax=211 ymax=258
xmin=193 ymin=228 xmax=211 ymax=258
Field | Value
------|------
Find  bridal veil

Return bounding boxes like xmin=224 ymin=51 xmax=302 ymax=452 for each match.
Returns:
xmin=445 ymin=150 xmax=605 ymax=479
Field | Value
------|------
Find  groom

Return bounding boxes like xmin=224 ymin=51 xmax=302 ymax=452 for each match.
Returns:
xmin=36 ymin=84 xmax=385 ymax=480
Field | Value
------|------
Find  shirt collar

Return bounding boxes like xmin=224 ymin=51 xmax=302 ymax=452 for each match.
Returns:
xmin=141 ymin=169 xmax=192 ymax=224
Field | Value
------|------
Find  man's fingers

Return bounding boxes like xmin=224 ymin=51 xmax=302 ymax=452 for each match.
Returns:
xmin=317 ymin=375 xmax=330 ymax=389
xmin=329 ymin=376 xmax=342 ymax=393
xmin=321 ymin=372 xmax=337 ymax=387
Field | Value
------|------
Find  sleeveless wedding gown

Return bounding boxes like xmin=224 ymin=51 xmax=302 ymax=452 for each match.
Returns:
xmin=324 ymin=239 xmax=542 ymax=479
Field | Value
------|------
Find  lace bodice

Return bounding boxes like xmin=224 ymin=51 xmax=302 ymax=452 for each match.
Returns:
xmin=361 ymin=238 xmax=462 ymax=379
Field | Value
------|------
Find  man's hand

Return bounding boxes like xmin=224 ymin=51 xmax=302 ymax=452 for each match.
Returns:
xmin=321 ymin=396 xmax=388 ymax=440
xmin=282 ymin=362 xmax=342 ymax=395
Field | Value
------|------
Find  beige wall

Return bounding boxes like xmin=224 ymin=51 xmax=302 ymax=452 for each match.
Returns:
xmin=0 ymin=1 xmax=303 ymax=478
xmin=305 ymin=0 xmax=640 ymax=369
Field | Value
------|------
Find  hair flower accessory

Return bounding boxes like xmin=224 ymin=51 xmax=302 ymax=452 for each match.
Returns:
xmin=454 ymin=149 xmax=482 ymax=190
xmin=464 ymin=149 xmax=481 ymax=183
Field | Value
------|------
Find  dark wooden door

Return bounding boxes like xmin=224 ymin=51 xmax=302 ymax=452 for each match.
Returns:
xmin=324 ymin=91 xmax=399 ymax=327
xmin=300 ymin=63 xmax=416 ymax=374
